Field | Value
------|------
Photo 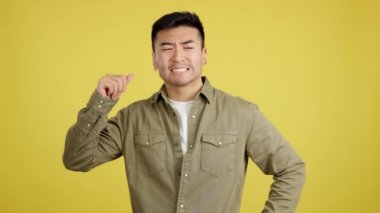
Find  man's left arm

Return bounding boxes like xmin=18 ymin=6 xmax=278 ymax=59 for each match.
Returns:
xmin=245 ymin=104 xmax=306 ymax=213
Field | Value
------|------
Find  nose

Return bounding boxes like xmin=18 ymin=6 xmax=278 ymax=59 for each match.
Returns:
xmin=171 ymin=46 xmax=184 ymax=62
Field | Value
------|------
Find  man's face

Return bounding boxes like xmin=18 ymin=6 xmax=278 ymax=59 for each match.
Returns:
xmin=153 ymin=26 xmax=207 ymax=88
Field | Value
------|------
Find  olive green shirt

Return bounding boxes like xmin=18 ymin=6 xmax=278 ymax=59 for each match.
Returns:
xmin=63 ymin=77 xmax=305 ymax=213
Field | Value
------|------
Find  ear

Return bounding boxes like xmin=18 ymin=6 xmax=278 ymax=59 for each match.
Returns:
xmin=152 ymin=52 xmax=158 ymax=70
xmin=202 ymin=47 xmax=208 ymax=64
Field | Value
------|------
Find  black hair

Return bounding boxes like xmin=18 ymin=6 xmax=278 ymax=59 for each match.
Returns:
xmin=151 ymin=11 xmax=205 ymax=51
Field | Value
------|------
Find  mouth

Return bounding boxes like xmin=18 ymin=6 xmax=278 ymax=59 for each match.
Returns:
xmin=170 ymin=67 xmax=190 ymax=73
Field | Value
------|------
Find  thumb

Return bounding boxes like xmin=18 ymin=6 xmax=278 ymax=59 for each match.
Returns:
xmin=125 ymin=73 xmax=134 ymax=84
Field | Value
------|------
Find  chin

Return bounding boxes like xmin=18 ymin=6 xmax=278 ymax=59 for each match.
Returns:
xmin=169 ymin=80 xmax=190 ymax=86
xmin=172 ymin=76 xmax=202 ymax=87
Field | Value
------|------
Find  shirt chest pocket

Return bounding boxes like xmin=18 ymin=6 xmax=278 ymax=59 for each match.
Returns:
xmin=134 ymin=134 xmax=166 ymax=175
xmin=201 ymin=133 xmax=237 ymax=177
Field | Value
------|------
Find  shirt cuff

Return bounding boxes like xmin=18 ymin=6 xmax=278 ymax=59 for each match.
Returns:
xmin=86 ymin=90 xmax=118 ymax=115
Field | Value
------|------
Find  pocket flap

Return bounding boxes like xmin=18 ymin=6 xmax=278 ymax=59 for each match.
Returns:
xmin=134 ymin=134 xmax=166 ymax=146
xmin=201 ymin=133 xmax=237 ymax=147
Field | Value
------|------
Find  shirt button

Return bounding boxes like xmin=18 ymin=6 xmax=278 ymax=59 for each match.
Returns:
xmin=184 ymin=173 xmax=188 ymax=177
xmin=97 ymin=104 xmax=102 ymax=108
xmin=99 ymin=100 xmax=104 ymax=103
xmin=191 ymin=114 xmax=196 ymax=119
xmin=180 ymin=204 xmax=184 ymax=208
xmin=218 ymin=141 xmax=223 ymax=145
xmin=145 ymin=142 xmax=149 ymax=146
xmin=87 ymin=123 xmax=91 ymax=127
xmin=189 ymin=144 xmax=193 ymax=149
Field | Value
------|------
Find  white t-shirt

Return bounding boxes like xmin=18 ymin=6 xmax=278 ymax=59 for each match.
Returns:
xmin=168 ymin=99 xmax=193 ymax=155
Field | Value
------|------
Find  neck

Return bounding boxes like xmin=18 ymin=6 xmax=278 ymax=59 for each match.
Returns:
xmin=165 ymin=78 xmax=203 ymax=101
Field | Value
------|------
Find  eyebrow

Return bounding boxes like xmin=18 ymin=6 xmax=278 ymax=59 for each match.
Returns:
xmin=160 ymin=40 xmax=195 ymax=46
xmin=181 ymin=40 xmax=194 ymax=45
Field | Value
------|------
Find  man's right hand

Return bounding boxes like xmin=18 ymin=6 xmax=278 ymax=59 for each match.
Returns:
xmin=96 ymin=74 xmax=134 ymax=101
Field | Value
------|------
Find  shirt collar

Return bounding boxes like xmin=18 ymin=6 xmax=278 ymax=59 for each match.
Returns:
xmin=151 ymin=76 xmax=213 ymax=104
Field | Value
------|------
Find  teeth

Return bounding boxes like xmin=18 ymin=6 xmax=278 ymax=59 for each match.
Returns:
xmin=171 ymin=68 xmax=189 ymax=72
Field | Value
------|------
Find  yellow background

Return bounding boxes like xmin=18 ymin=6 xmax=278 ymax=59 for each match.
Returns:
xmin=1 ymin=0 xmax=379 ymax=212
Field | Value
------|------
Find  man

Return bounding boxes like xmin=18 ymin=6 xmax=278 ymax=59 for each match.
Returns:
xmin=63 ymin=11 xmax=305 ymax=213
